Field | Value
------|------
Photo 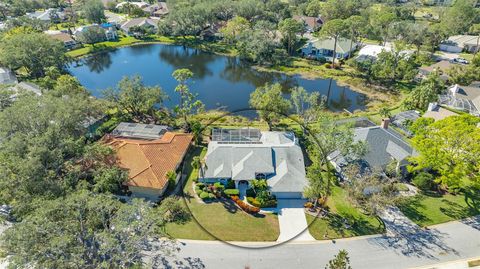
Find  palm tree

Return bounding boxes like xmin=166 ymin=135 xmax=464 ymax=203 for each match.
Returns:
xmin=320 ymin=19 xmax=346 ymax=69
xmin=166 ymin=171 xmax=177 ymax=189
xmin=191 ymin=156 xmax=207 ymax=182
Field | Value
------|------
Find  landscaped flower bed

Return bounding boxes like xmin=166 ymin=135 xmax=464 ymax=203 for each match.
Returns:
xmin=231 ymin=196 xmax=260 ymax=214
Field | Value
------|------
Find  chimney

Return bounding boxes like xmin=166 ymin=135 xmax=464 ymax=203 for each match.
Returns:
xmin=381 ymin=118 xmax=390 ymax=129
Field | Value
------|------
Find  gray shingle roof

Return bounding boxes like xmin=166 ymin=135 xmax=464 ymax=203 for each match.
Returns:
xmin=329 ymin=126 xmax=416 ymax=169
xmin=204 ymin=131 xmax=307 ymax=194
xmin=305 ymin=37 xmax=354 ymax=53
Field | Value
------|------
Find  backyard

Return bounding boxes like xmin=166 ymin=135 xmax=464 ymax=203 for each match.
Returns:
xmin=306 ymin=185 xmax=385 ymax=240
xmin=398 ymin=191 xmax=480 ymax=227
xmin=164 ymin=145 xmax=280 ymax=241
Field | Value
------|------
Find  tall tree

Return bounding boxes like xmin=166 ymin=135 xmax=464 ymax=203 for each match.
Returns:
xmin=0 ymin=32 xmax=68 ymax=78
xmin=103 ymin=76 xmax=168 ymax=124
xmin=403 ymin=72 xmax=444 ymax=111
xmin=278 ymin=18 xmax=304 ymax=55
xmin=469 ymin=24 xmax=480 ymax=55
xmin=325 ymin=249 xmax=352 ymax=269
xmin=319 ymin=19 xmax=346 ymax=68
xmin=409 ymin=115 xmax=480 ymax=191
xmin=441 ymin=0 xmax=479 ymax=35
xmin=83 ymin=0 xmax=106 ymax=24
xmin=2 ymin=191 xmax=177 ymax=268
xmin=220 ymin=16 xmax=250 ymax=44
xmin=344 ymin=15 xmax=368 ymax=55
xmin=249 ymin=83 xmax=291 ymax=131
xmin=172 ymin=68 xmax=205 ymax=132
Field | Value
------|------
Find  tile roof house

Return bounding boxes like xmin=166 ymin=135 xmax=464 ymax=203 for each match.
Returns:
xmin=105 ymin=128 xmax=193 ymax=200
xmin=301 ymin=37 xmax=357 ymax=61
xmin=329 ymin=121 xmax=416 ymax=178
xmin=292 ymin=15 xmax=324 ymax=32
xmin=439 ymin=35 xmax=480 ymax=53
xmin=203 ymin=129 xmax=308 ymax=199
xmin=0 ymin=67 xmax=17 ymax=85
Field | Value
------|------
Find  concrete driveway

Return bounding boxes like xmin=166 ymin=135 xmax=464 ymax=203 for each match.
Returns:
xmin=276 ymin=199 xmax=315 ymax=242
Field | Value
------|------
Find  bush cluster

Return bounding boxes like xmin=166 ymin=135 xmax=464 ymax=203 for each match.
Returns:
xmin=224 ymin=189 xmax=240 ymax=196
xmin=231 ymin=196 xmax=260 ymax=214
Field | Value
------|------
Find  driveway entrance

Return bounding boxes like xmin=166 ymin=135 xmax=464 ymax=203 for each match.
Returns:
xmin=276 ymin=199 xmax=315 ymax=242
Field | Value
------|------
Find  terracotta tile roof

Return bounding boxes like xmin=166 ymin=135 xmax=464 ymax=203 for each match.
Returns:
xmin=104 ymin=132 xmax=193 ymax=190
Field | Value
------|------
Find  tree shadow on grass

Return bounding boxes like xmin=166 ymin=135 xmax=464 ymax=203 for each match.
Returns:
xmin=440 ymin=199 xmax=478 ymax=220
xmin=397 ymin=196 xmax=431 ymax=225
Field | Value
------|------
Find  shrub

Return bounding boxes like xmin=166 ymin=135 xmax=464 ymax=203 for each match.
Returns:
xmin=259 ymin=199 xmax=276 ymax=208
xmin=246 ymin=188 xmax=256 ymax=197
xmin=199 ymin=191 xmax=209 ymax=200
xmin=225 ymin=179 xmax=236 ymax=189
xmin=224 ymin=189 xmax=240 ymax=196
xmin=324 ymin=63 xmax=331 ymax=68
xmin=231 ymin=195 xmax=239 ymax=202
xmin=412 ymin=172 xmax=435 ymax=191
xmin=213 ymin=182 xmax=222 ymax=188
xmin=247 ymin=197 xmax=261 ymax=207
xmin=196 ymin=183 xmax=205 ymax=190
xmin=208 ymin=193 xmax=216 ymax=199
xmin=195 ymin=186 xmax=202 ymax=195
xmin=234 ymin=198 xmax=260 ymax=214
xmin=304 ymin=202 xmax=314 ymax=208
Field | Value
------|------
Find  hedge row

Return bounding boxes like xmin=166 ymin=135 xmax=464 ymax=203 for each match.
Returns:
xmin=232 ymin=196 xmax=260 ymax=214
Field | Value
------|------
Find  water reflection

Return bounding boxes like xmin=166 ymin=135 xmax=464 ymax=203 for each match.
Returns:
xmin=69 ymin=44 xmax=367 ymax=113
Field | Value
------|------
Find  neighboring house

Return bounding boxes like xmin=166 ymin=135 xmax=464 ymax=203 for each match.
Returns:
xmin=116 ymin=1 xmax=150 ymax=9
xmin=391 ymin=110 xmax=420 ymax=136
xmin=111 ymin=122 xmax=172 ymax=140
xmin=26 ymin=8 xmax=65 ymax=22
xmin=329 ymin=119 xmax=416 ymax=177
xmin=439 ymin=35 xmax=480 ymax=53
xmin=75 ymin=24 xmax=117 ymax=42
xmin=120 ymin=17 xmax=159 ymax=36
xmin=200 ymin=21 xmax=226 ymax=41
xmin=301 ymin=37 xmax=357 ymax=61
xmin=418 ymin=60 xmax=454 ymax=81
xmin=438 ymin=84 xmax=480 ymax=116
xmin=423 ymin=102 xmax=458 ymax=122
xmin=356 ymin=44 xmax=414 ymax=62
xmin=0 ymin=67 xmax=17 ymax=85
xmin=11 ymin=82 xmax=42 ymax=96
xmin=105 ymin=123 xmax=192 ymax=201
xmin=143 ymin=2 xmax=169 ymax=17
xmin=202 ymin=128 xmax=308 ymax=199
xmin=45 ymin=30 xmax=78 ymax=50
xmin=292 ymin=15 xmax=324 ymax=32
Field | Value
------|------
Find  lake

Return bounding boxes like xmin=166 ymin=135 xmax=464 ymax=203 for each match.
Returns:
xmin=68 ymin=44 xmax=366 ymax=113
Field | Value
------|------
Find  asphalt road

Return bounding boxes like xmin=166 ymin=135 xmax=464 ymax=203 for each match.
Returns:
xmin=175 ymin=216 xmax=480 ymax=269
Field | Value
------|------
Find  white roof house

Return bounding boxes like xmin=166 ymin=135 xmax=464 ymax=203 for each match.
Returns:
xmin=0 ymin=67 xmax=17 ymax=85
xmin=356 ymin=44 xmax=414 ymax=62
xmin=438 ymin=84 xmax=480 ymax=116
xmin=203 ymin=129 xmax=308 ymax=199
xmin=116 ymin=1 xmax=149 ymax=9
xmin=439 ymin=35 xmax=480 ymax=53
xmin=120 ymin=17 xmax=159 ymax=35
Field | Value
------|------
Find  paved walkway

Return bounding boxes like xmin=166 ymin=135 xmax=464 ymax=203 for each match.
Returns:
xmin=379 ymin=206 xmax=421 ymax=236
xmin=276 ymin=199 xmax=315 ymax=242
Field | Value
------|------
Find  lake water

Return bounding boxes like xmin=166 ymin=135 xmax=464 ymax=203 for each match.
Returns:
xmin=68 ymin=44 xmax=366 ymax=113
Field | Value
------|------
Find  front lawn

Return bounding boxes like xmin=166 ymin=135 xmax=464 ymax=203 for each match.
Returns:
xmin=398 ymin=192 xmax=480 ymax=227
xmin=306 ymin=186 xmax=384 ymax=240
xmin=164 ymin=145 xmax=280 ymax=241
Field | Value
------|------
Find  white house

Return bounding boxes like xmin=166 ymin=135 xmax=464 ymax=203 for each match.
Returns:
xmin=301 ymin=37 xmax=357 ymax=61
xmin=439 ymin=35 xmax=480 ymax=53
xmin=26 ymin=8 xmax=65 ymax=22
xmin=438 ymin=84 xmax=480 ymax=116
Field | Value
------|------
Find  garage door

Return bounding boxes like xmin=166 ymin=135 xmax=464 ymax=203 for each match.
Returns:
xmin=273 ymin=192 xmax=303 ymax=199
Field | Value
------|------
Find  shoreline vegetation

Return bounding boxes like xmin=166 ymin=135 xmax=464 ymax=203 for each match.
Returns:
xmin=67 ymin=35 xmax=407 ymax=113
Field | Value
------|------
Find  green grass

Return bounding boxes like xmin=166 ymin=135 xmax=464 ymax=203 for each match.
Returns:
xmin=306 ymin=186 xmax=384 ymax=240
xmin=164 ymin=145 xmax=280 ymax=241
xmin=398 ymin=192 xmax=480 ymax=227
